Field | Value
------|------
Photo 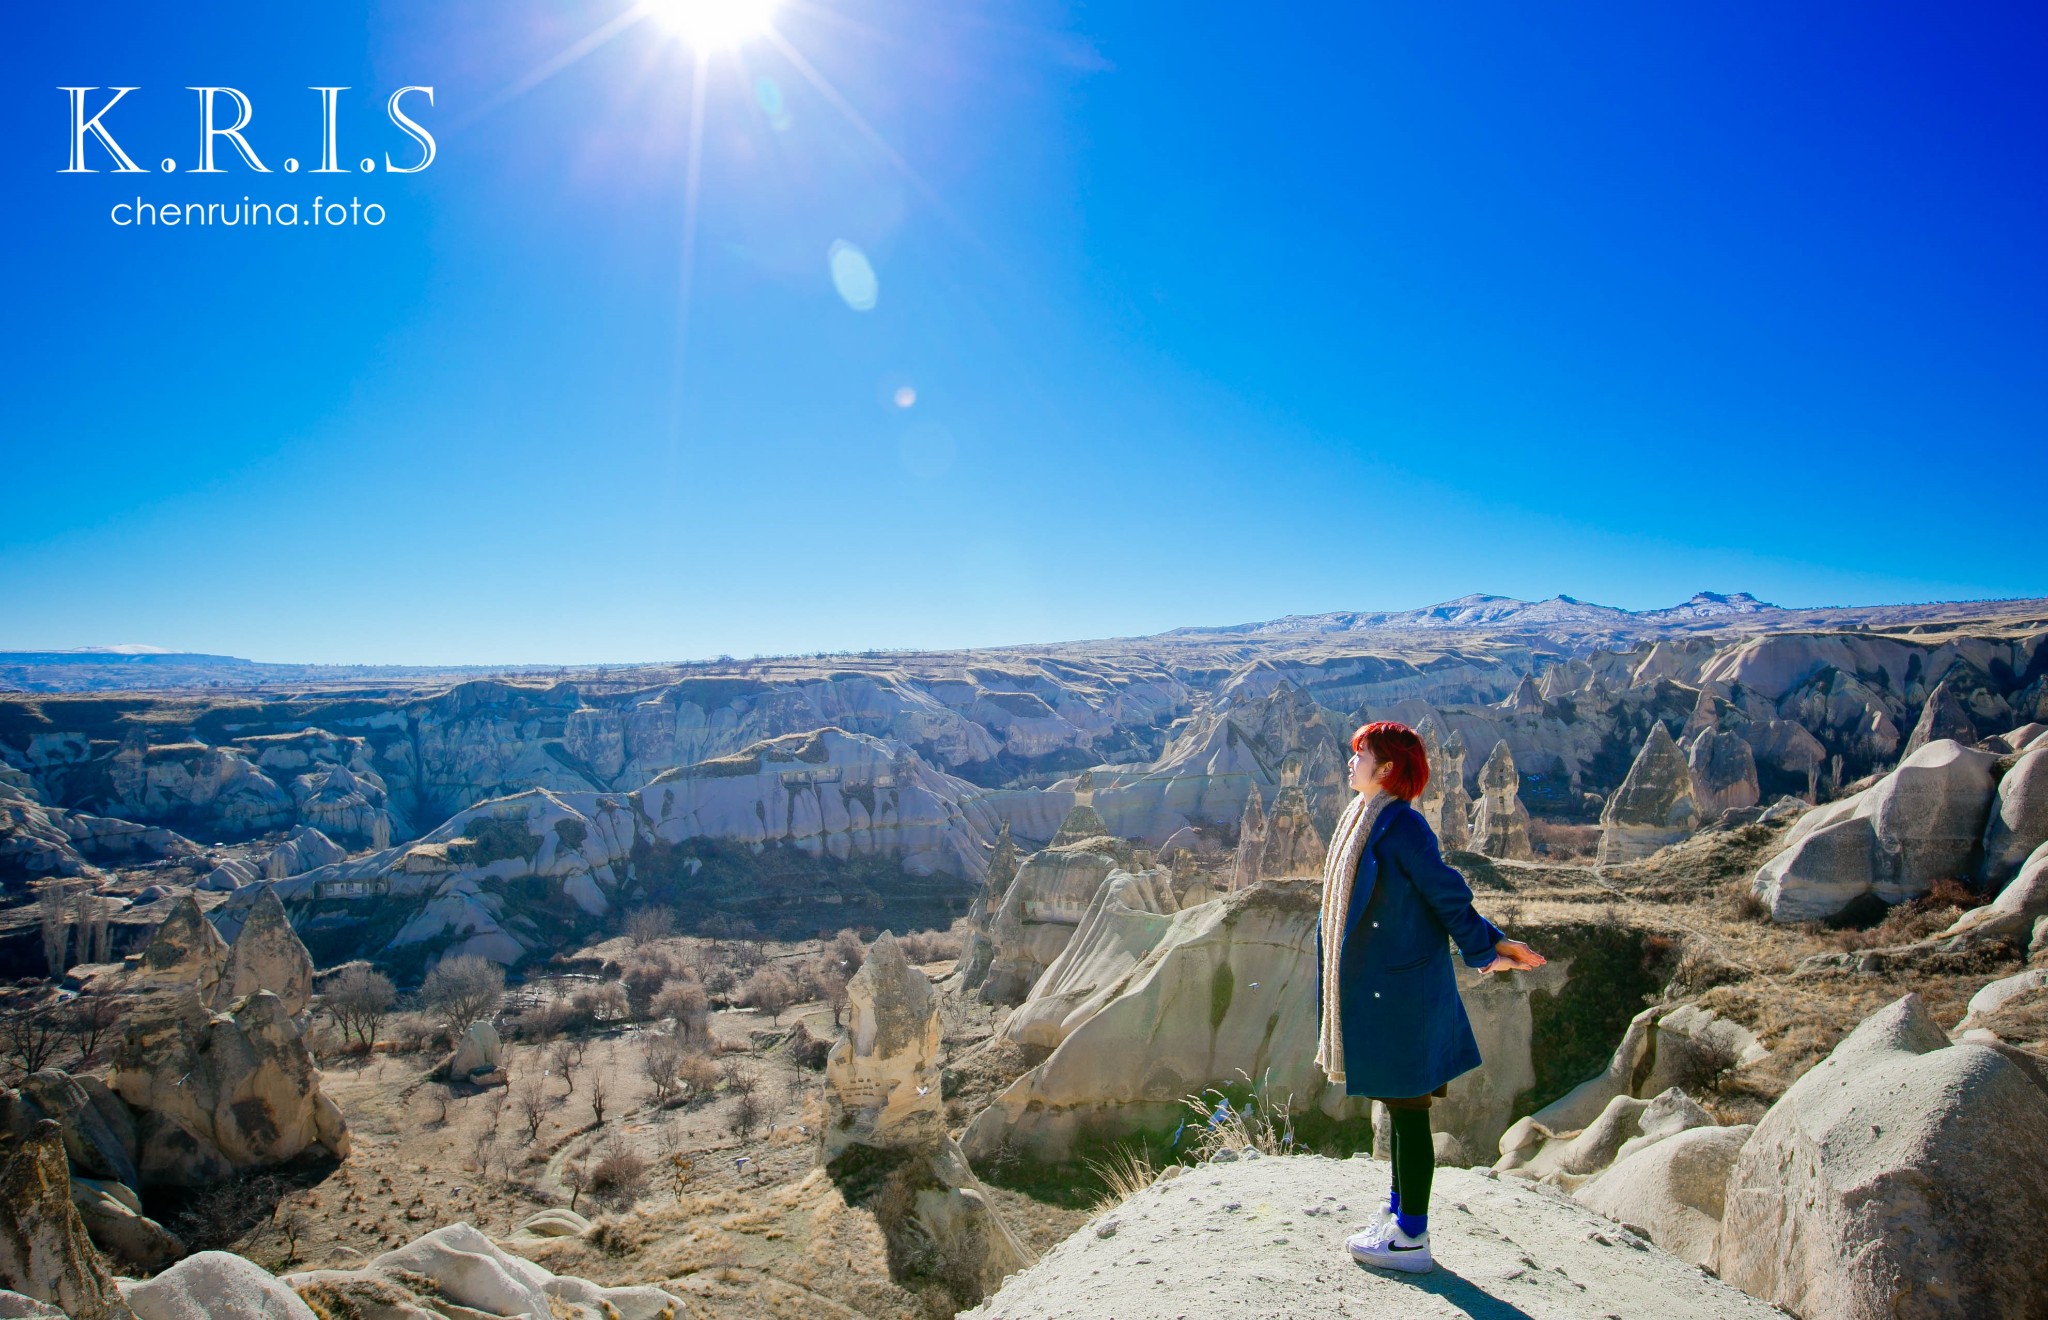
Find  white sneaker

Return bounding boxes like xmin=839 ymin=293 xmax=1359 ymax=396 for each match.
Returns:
xmin=1349 ymin=1224 xmax=1433 ymax=1273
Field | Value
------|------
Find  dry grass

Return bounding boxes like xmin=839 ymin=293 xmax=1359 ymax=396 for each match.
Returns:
xmin=1081 ymin=1143 xmax=1157 ymax=1213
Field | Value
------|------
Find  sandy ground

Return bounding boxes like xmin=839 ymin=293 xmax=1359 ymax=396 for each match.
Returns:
xmin=961 ymin=1153 xmax=1780 ymax=1320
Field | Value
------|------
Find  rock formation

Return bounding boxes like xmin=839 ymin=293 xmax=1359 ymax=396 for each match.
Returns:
xmin=1982 ymin=745 xmax=2048 ymax=890
xmin=1929 ymin=839 xmax=2048 ymax=952
xmin=286 ymin=1222 xmax=682 ymax=1320
xmin=1714 ymin=994 xmax=2048 ymax=1318
xmin=1001 ymin=869 xmax=1181 ymax=1050
xmin=137 ymin=896 xmax=229 ymax=1003
xmin=447 ymin=1019 xmax=503 ymax=1082
xmin=963 ymin=881 xmax=1356 ymax=1166
xmin=978 ymin=806 xmax=1132 ymax=1005
xmin=1685 ymin=727 xmax=1759 ymax=817
xmin=1598 ymin=724 xmax=1701 ymax=864
xmin=1496 ymin=1002 xmax=1765 ymax=1172
xmin=1470 ymin=740 xmax=1532 ymax=859
xmin=1903 ymin=677 xmax=1980 ymax=757
xmin=955 ymin=823 xmax=1018 ymax=989
xmin=825 ymin=934 xmax=944 ymax=1158
xmin=217 ymin=887 xmax=314 ymax=1016
xmin=1436 ymin=729 xmax=1473 ymax=850
xmin=1228 ymin=788 xmax=1265 ymax=891
xmin=1576 ymin=1122 xmax=1755 ymax=1267
xmin=111 ymin=991 xmax=348 ymax=1185
xmin=1258 ymin=762 xmax=1323 ymax=878
xmin=823 ymin=934 xmax=1032 ymax=1309
xmin=0 ymin=1121 xmax=133 ymax=1319
xmin=1751 ymin=738 xmax=2000 ymax=922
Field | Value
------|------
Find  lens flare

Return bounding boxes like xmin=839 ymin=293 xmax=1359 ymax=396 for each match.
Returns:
xmin=640 ymin=0 xmax=778 ymax=48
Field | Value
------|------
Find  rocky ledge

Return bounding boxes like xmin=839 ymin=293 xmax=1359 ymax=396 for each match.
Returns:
xmin=962 ymin=1154 xmax=1776 ymax=1320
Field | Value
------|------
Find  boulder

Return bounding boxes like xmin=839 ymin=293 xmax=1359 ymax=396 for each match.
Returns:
xmin=1954 ymin=967 xmax=2048 ymax=1036
xmin=120 ymin=1250 xmax=315 ymax=1320
xmin=70 ymin=1176 xmax=182 ymax=1271
xmin=1598 ymin=724 xmax=1701 ymax=864
xmin=289 ymin=1225 xmax=683 ymax=1319
xmin=366 ymin=1223 xmax=554 ymax=1318
xmin=0 ymin=1122 xmax=133 ymax=1320
xmin=112 ymin=991 xmax=349 ymax=1185
xmin=0 ymin=1292 xmax=67 ymax=1318
xmin=824 ymin=932 xmax=943 ymax=1158
xmin=1577 ymin=1123 xmax=1755 ymax=1267
xmin=1714 ymin=994 xmax=2048 ymax=1318
xmin=1470 ymin=740 xmax=1533 ymax=860
xmin=513 ymin=1208 xmax=590 ymax=1238
xmin=1869 ymin=739 xmax=1999 ymax=897
xmin=218 ymin=888 xmax=314 ymax=1015
xmin=1981 ymin=747 xmax=2048 ymax=890
xmin=1752 ymin=739 xmax=1999 ymax=922
xmin=137 ymin=896 xmax=228 ymax=1001
xmin=447 ymin=1019 xmax=502 ymax=1080
xmin=1512 ymin=1087 xmax=1715 ymax=1182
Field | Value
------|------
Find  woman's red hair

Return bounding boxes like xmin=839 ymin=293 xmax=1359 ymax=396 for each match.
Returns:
xmin=1352 ymin=721 xmax=1430 ymax=801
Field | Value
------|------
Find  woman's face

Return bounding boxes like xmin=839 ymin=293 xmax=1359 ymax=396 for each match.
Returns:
xmin=1348 ymin=744 xmax=1382 ymax=793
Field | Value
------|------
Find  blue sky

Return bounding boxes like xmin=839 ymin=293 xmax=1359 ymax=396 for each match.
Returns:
xmin=6 ymin=1 xmax=2044 ymax=663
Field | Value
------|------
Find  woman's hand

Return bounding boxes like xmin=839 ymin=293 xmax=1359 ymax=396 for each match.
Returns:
xmin=1480 ymin=939 xmax=1546 ymax=973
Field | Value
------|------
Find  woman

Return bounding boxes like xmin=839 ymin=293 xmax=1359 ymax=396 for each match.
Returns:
xmin=1316 ymin=720 xmax=1545 ymax=1274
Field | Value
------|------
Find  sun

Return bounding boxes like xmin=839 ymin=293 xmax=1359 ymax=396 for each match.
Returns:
xmin=639 ymin=0 xmax=779 ymax=48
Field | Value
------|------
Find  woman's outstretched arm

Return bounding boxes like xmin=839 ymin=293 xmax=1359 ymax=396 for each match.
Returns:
xmin=1383 ymin=810 xmax=1509 ymax=969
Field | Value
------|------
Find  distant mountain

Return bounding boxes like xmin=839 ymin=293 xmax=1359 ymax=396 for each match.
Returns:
xmin=1163 ymin=592 xmax=1777 ymax=638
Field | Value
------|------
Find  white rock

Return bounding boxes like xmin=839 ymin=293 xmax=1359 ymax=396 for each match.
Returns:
xmin=121 ymin=1250 xmax=316 ymax=1319
xmin=1714 ymin=993 xmax=2048 ymax=1317
xmin=1577 ymin=1123 xmax=1754 ymax=1267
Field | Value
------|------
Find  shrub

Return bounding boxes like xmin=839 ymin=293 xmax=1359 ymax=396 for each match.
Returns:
xmin=624 ymin=907 xmax=676 ymax=947
xmin=651 ymin=979 xmax=710 ymax=1043
xmin=587 ymin=1148 xmax=648 ymax=1211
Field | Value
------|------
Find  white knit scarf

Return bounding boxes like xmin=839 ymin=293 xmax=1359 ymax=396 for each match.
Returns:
xmin=1314 ymin=790 xmax=1391 ymax=1085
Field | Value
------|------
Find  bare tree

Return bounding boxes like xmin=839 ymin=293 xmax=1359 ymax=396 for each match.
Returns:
xmin=588 ymin=1070 xmax=609 ymax=1125
xmin=61 ymin=991 xmax=119 ymax=1066
xmin=422 ymin=955 xmax=505 ymax=1034
xmin=563 ymin=1160 xmax=590 ymax=1212
xmin=720 ymin=1058 xmax=759 ymax=1099
xmin=641 ymin=1036 xmax=683 ymax=1104
xmin=37 ymin=881 xmax=74 ymax=978
xmin=743 ymin=966 xmax=797 ymax=1025
xmin=727 ymin=1092 xmax=763 ymax=1141
xmin=274 ymin=1205 xmax=309 ymax=1264
xmin=72 ymin=890 xmax=111 ymax=966
xmin=0 ymin=999 xmax=62 ymax=1077
xmin=550 ymin=1038 xmax=579 ymax=1094
xmin=516 ymin=1077 xmax=548 ymax=1143
xmin=326 ymin=965 xmax=397 ymax=1049
xmin=808 ymin=957 xmax=850 ymax=1027
xmin=624 ymin=906 xmax=676 ymax=947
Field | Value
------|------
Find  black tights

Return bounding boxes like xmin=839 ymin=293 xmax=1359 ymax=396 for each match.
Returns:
xmin=1388 ymin=1106 xmax=1434 ymax=1224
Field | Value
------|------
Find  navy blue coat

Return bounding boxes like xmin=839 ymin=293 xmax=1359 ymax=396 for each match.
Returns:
xmin=1316 ymin=799 xmax=1504 ymax=1099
